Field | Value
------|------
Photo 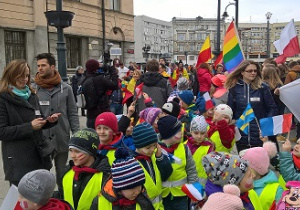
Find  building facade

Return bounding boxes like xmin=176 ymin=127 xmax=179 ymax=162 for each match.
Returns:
xmin=172 ymin=16 xmax=226 ymax=65
xmin=0 ymin=0 xmax=134 ymax=76
xmin=134 ymin=15 xmax=173 ymax=65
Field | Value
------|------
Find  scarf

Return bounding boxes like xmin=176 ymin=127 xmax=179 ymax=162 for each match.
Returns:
xmin=113 ymin=198 xmax=136 ymax=207
xmin=240 ymin=192 xmax=250 ymax=203
xmin=72 ymin=166 xmax=99 ymax=181
xmin=10 ymin=85 xmax=31 ymax=100
xmin=293 ymin=154 xmax=300 ymax=170
xmin=35 ymin=70 xmax=61 ymax=89
xmin=160 ymin=143 xmax=179 ymax=154
xmin=135 ymin=154 xmax=151 ymax=162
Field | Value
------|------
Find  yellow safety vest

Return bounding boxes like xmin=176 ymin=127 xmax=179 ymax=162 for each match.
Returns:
xmin=193 ymin=145 xmax=210 ymax=179
xmin=162 ymin=143 xmax=187 ymax=198
xmin=98 ymin=194 xmax=142 ymax=210
xmin=139 ymin=154 xmax=164 ymax=210
xmin=278 ymin=174 xmax=288 ymax=190
xmin=248 ymin=189 xmax=263 ymax=210
xmin=181 ymin=123 xmax=186 ymax=143
xmin=258 ymin=183 xmax=279 ymax=210
xmin=106 ymin=150 xmax=116 ymax=166
xmin=63 ymin=170 xmax=103 ymax=210
xmin=209 ymin=128 xmax=235 ymax=153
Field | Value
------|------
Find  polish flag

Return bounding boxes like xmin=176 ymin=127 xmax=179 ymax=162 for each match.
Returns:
xmin=181 ymin=182 xmax=205 ymax=201
xmin=259 ymin=113 xmax=293 ymax=136
xmin=273 ymin=19 xmax=300 ymax=64
xmin=203 ymin=92 xmax=214 ymax=110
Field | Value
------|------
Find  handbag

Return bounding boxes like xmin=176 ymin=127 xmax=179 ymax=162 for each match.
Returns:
xmin=76 ymin=85 xmax=86 ymax=108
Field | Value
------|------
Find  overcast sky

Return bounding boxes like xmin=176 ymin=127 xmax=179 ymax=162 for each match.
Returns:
xmin=134 ymin=0 xmax=300 ymax=24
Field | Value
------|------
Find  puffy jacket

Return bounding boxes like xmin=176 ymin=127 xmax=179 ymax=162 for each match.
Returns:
xmin=227 ymin=80 xmax=277 ymax=146
xmin=197 ymin=68 xmax=212 ymax=93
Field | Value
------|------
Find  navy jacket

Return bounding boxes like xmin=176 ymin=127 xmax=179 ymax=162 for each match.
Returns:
xmin=227 ymin=80 xmax=277 ymax=146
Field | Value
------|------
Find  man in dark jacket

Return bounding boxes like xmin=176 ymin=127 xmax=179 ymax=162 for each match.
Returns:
xmin=136 ymin=59 xmax=172 ymax=113
xmin=83 ymin=59 xmax=118 ymax=128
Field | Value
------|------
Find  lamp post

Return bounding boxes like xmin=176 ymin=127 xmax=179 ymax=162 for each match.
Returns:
xmin=222 ymin=0 xmax=239 ymax=28
xmin=266 ymin=12 xmax=272 ymax=58
xmin=214 ymin=0 xmax=221 ymax=58
xmin=142 ymin=44 xmax=151 ymax=63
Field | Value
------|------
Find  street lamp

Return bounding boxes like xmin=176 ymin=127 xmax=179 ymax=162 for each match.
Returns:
xmin=142 ymin=44 xmax=151 ymax=63
xmin=222 ymin=0 xmax=239 ymax=28
xmin=266 ymin=12 xmax=272 ymax=58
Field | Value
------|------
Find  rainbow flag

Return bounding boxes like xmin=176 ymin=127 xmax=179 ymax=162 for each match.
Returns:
xmin=196 ymin=35 xmax=212 ymax=68
xmin=223 ymin=21 xmax=244 ymax=73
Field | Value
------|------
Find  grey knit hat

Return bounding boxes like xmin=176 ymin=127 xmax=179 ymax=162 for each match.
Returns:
xmin=18 ymin=169 xmax=56 ymax=205
xmin=177 ymin=77 xmax=189 ymax=91
xmin=190 ymin=115 xmax=208 ymax=132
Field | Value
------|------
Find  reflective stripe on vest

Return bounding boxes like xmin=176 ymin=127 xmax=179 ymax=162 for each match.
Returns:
xmin=106 ymin=150 xmax=116 ymax=166
xmin=139 ymin=154 xmax=163 ymax=210
xmin=278 ymin=174 xmax=288 ymax=190
xmin=98 ymin=195 xmax=142 ymax=210
xmin=162 ymin=143 xmax=187 ymax=198
xmin=259 ymin=182 xmax=279 ymax=210
xmin=248 ymin=189 xmax=263 ymax=210
xmin=63 ymin=170 xmax=103 ymax=210
xmin=209 ymin=128 xmax=235 ymax=153
xmin=193 ymin=145 xmax=210 ymax=179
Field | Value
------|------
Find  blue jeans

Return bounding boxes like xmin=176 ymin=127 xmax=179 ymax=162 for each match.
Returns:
xmin=110 ymin=102 xmax=123 ymax=115
xmin=163 ymin=194 xmax=189 ymax=210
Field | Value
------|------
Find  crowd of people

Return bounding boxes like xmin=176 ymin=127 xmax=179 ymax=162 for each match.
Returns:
xmin=1 ymin=54 xmax=300 ymax=209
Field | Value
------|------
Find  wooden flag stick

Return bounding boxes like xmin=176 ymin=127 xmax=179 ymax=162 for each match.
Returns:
xmin=255 ymin=117 xmax=262 ymax=133
xmin=286 ymin=130 xmax=291 ymax=141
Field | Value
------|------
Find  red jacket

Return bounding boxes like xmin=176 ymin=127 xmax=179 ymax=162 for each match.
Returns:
xmin=197 ymin=68 xmax=212 ymax=92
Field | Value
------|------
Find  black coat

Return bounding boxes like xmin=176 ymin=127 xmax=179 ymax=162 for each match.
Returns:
xmin=0 ymin=92 xmax=53 ymax=182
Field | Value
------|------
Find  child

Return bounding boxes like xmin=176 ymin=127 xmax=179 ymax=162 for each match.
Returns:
xmin=61 ymin=128 xmax=111 ymax=210
xmin=95 ymin=112 xmax=134 ymax=165
xmin=17 ymin=169 xmax=72 ymax=210
xmin=178 ymin=90 xmax=197 ymax=124
xmin=202 ymin=151 xmax=263 ymax=210
xmin=195 ymin=95 xmax=215 ymax=124
xmin=202 ymin=184 xmax=243 ymax=210
xmin=241 ymin=141 xmax=283 ymax=209
xmin=280 ymin=138 xmax=300 ymax=181
xmin=161 ymin=100 xmax=181 ymax=118
xmin=138 ymin=107 xmax=162 ymax=131
xmin=131 ymin=122 xmax=173 ymax=209
xmin=157 ymin=115 xmax=199 ymax=210
xmin=187 ymin=115 xmax=214 ymax=183
xmin=207 ymin=104 xmax=235 ymax=153
xmin=92 ymin=148 xmax=154 ymax=210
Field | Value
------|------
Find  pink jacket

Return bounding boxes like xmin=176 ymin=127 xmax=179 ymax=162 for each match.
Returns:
xmin=197 ymin=68 xmax=212 ymax=92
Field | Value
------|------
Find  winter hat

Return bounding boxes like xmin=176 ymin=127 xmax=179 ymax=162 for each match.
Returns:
xmin=95 ymin=112 xmax=118 ymax=133
xmin=139 ymin=108 xmax=162 ymax=125
xmin=202 ymin=152 xmax=249 ymax=186
xmin=241 ymin=141 xmax=277 ymax=176
xmin=190 ymin=115 xmax=208 ymax=132
xmin=157 ymin=115 xmax=182 ymax=140
xmin=195 ymin=95 xmax=215 ymax=114
xmin=112 ymin=148 xmax=145 ymax=191
xmin=178 ymin=90 xmax=194 ymax=105
xmin=18 ymin=169 xmax=56 ymax=206
xmin=86 ymin=59 xmax=99 ymax=73
xmin=132 ymin=122 xmax=158 ymax=148
xmin=162 ymin=101 xmax=181 ymax=118
xmin=69 ymin=128 xmax=100 ymax=157
xmin=211 ymin=74 xmax=227 ymax=87
xmin=176 ymin=77 xmax=189 ymax=91
xmin=214 ymin=104 xmax=233 ymax=120
xmin=202 ymin=185 xmax=243 ymax=210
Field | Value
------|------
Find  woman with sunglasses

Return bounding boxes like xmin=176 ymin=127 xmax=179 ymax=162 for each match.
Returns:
xmin=225 ymin=60 xmax=277 ymax=152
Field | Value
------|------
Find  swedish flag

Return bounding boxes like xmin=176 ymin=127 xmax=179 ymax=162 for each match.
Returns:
xmin=236 ymin=103 xmax=256 ymax=134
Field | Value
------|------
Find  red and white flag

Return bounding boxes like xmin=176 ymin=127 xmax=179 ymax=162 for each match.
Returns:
xmin=135 ymin=82 xmax=144 ymax=99
xmin=273 ymin=19 xmax=300 ymax=64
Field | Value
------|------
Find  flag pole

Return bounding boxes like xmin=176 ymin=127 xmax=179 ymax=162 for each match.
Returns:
xmin=286 ymin=130 xmax=291 ymax=140
xmin=255 ymin=117 xmax=262 ymax=133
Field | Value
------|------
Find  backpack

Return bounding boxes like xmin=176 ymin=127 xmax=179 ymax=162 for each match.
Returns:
xmin=77 ymin=76 xmax=102 ymax=109
xmin=276 ymin=181 xmax=300 ymax=210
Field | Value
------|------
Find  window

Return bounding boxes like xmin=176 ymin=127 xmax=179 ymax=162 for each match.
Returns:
xmin=110 ymin=0 xmax=120 ymax=11
xmin=189 ymin=34 xmax=194 ymax=40
xmin=190 ymin=45 xmax=195 ymax=52
xmin=5 ymin=30 xmax=26 ymax=65
xmin=179 ymin=44 xmax=184 ymax=52
xmin=189 ymin=56 xmax=195 ymax=60
xmin=178 ymin=34 xmax=186 ymax=41
xmin=66 ymin=37 xmax=81 ymax=68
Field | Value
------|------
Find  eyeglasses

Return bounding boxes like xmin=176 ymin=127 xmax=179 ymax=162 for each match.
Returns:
xmin=244 ymin=69 xmax=258 ymax=73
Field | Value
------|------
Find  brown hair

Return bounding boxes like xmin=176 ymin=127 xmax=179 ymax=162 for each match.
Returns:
xmin=198 ymin=62 xmax=212 ymax=74
xmin=225 ymin=60 xmax=262 ymax=90
xmin=146 ymin=59 xmax=159 ymax=72
xmin=262 ymin=64 xmax=283 ymax=89
xmin=0 ymin=59 xmax=34 ymax=94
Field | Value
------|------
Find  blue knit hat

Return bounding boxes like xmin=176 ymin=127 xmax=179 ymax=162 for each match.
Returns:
xmin=157 ymin=115 xmax=182 ymax=140
xmin=112 ymin=148 xmax=145 ymax=191
xmin=132 ymin=122 xmax=158 ymax=148
xmin=196 ymin=96 xmax=215 ymax=114
xmin=178 ymin=90 xmax=194 ymax=105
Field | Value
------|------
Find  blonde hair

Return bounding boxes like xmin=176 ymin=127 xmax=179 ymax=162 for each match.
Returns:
xmin=262 ymin=64 xmax=283 ymax=89
xmin=225 ymin=60 xmax=262 ymax=90
xmin=0 ymin=59 xmax=33 ymax=94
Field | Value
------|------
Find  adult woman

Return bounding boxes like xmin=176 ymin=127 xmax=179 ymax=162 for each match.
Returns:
xmin=225 ymin=60 xmax=277 ymax=152
xmin=71 ymin=66 xmax=85 ymax=116
xmin=0 ymin=60 xmax=59 ymax=186
xmin=196 ymin=62 xmax=213 ymax=96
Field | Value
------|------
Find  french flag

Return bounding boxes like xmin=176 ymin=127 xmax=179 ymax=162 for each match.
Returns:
xmin=203 ymin=92 xmax=214 ymax=110
xmin=274 ymin=19 xmax=300 ymax=64
xmin=260 ymin=113 xmax=293 ymax=136
xmin=181 ymin=182 xmax=205 ymax=202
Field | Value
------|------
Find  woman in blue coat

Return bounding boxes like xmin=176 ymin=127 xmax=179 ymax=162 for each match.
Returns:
xmin=225 ymin=60 xmax=277 ymax=152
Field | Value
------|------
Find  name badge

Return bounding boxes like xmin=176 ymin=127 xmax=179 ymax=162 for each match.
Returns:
xmin=39 ymin=101 xmax=50 ymax=106
xmin=35 ymin=110 xmax=41 ymax=116
xmin=250 ymin=97 xmax=260 ymax=102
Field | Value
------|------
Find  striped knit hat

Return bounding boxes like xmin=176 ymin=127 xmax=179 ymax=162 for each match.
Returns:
xmin=112 ymin=148 xmax=145 ymax=191
xmin=132 ymin=122 xmax=158 ymax=148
